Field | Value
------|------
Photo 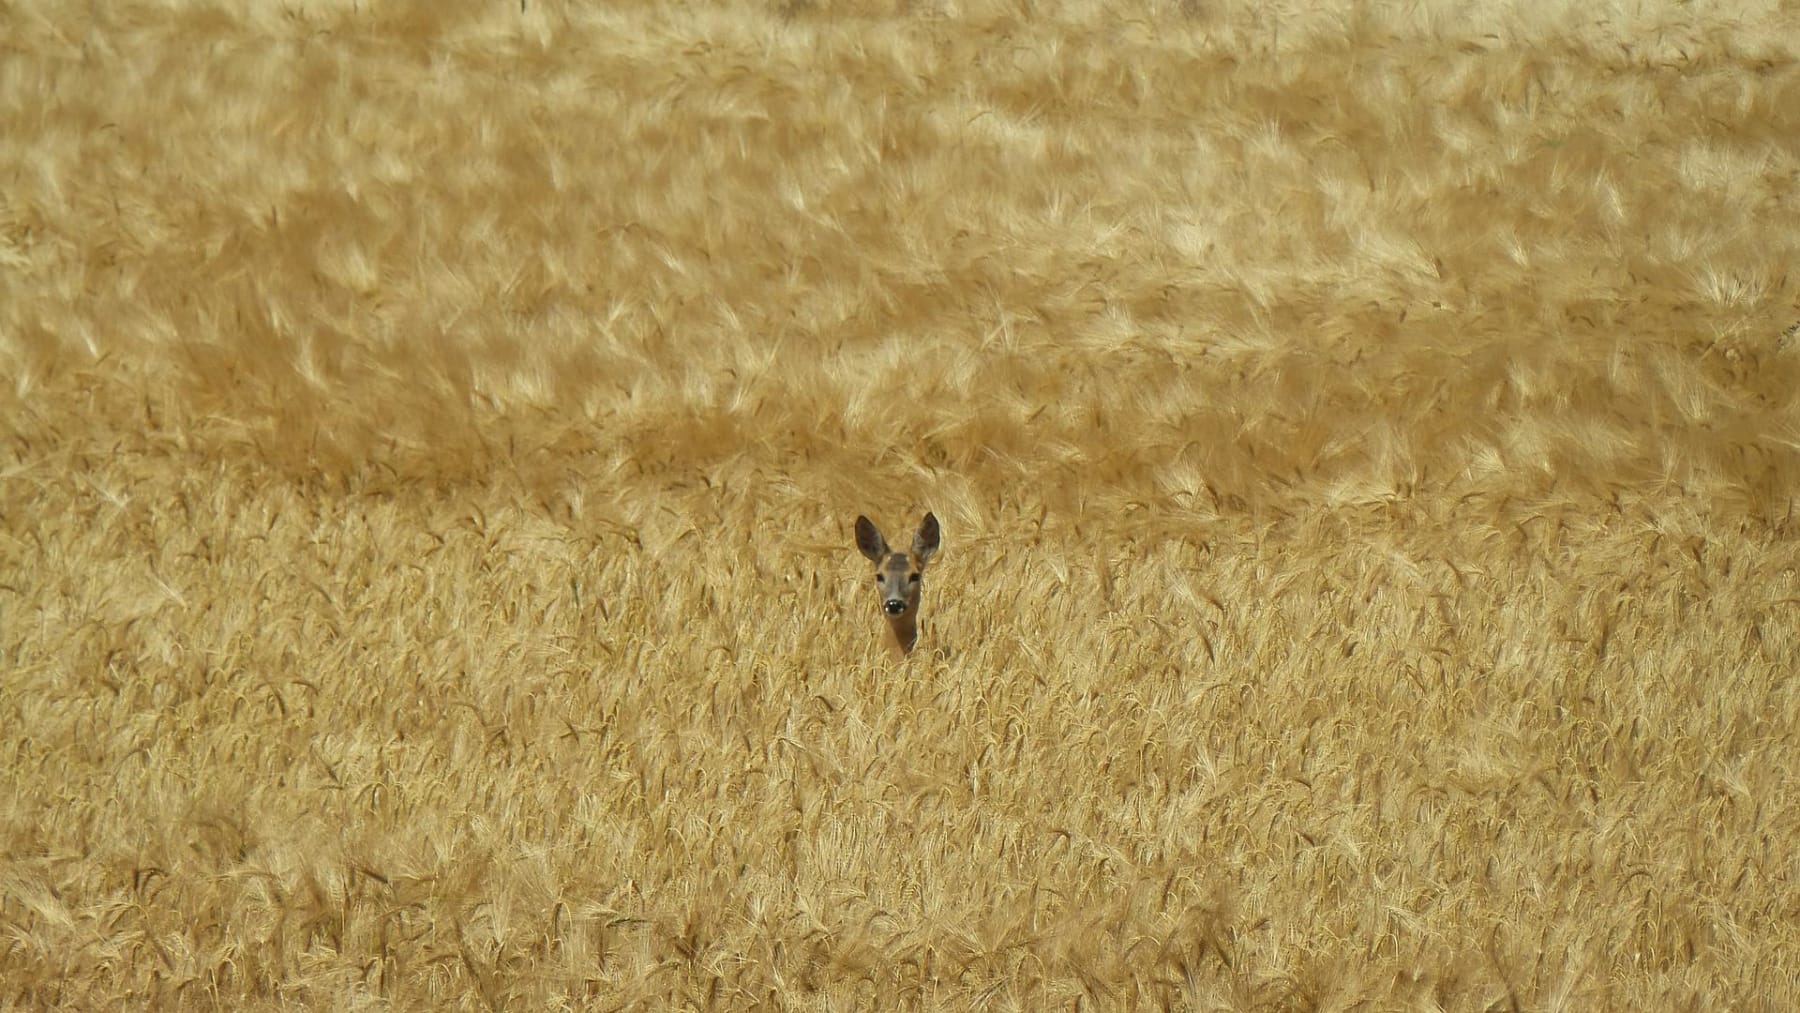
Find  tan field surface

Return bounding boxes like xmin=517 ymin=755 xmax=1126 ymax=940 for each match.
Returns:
xmin=4 ymin=1 xmax=1799 ymax=1008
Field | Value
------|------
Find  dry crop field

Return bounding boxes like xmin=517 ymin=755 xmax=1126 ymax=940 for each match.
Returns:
xmin=4 ymin=1 xmax=1800 ymax=1009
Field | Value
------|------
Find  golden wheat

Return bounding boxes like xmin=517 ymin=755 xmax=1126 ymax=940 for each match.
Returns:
xmin=3 ymin=0 xmax=1799 ymax=1008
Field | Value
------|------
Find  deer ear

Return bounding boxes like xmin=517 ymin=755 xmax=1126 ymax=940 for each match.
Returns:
xmin=855 ymin=516 xmax=888 ymax=563
xmin=912 ymin=512 xmax=940 ymax=565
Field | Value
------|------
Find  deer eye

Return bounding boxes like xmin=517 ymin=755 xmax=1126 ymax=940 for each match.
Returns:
xmin=873 ymin=575 xmax=884 ymax=584
xmin=908 ymin=574 xmax=920 ymax=583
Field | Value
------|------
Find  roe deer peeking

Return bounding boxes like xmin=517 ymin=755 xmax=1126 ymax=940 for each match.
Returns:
xmin=854 ymin=513 xmax=940 ymax=655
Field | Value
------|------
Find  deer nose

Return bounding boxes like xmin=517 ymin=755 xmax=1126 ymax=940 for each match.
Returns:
xmin=883 ymin=599 xmax=906 ymax=615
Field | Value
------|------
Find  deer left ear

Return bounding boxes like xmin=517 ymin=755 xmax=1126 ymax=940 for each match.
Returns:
xmin=855 ymin=516 xmax=889 ymax=564
xmin=912 ymin=512 xmax=940 ymax=565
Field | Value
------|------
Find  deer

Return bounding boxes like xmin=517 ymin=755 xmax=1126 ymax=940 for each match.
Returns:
xmin=854 ymin=512 xmax=940 ymax=655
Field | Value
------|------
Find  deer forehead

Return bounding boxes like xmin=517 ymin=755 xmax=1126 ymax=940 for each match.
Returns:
xmin=882 ymin=553 xmax=914 ymax=577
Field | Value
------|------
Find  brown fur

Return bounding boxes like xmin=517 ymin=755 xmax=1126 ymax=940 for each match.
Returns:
xmin=855 ymin=514 xmax=940 ymax=654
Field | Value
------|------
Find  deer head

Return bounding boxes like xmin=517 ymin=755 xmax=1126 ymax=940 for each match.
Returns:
xmin=854 ymin=512 xmax=940 ymax=654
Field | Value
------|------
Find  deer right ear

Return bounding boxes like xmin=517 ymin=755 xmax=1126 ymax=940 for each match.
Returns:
xmin=912 ymin=512 xmax=940 ymax=565
xmin=855 ymin=516 xmax=888 ymax=563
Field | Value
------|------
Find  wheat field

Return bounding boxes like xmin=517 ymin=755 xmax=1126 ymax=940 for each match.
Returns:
xmin=3 ymin=1 xmax=1799 ymax=1009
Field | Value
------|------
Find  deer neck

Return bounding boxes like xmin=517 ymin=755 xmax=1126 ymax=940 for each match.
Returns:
xmin=885 ymin=612 xmax=919 ymax=654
